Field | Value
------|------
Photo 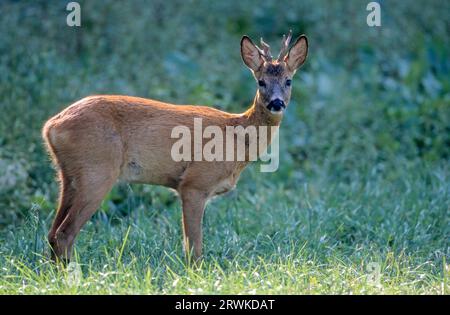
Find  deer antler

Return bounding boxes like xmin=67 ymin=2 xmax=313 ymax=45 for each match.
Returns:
xmin=277 ymin=30 xmax=292 ymax=62
xmin=256 ymin=37 xmax=273 ymax=62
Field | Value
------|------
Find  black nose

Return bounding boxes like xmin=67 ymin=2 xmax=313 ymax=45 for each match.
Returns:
xmin=267 ymin=99 xmax=286 ymax=112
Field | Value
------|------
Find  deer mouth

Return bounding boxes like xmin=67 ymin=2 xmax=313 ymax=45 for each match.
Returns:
xmin=267 ymin=99 xmax=286 ymax=114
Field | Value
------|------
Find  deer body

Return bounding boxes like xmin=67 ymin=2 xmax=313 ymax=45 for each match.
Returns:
xmin=45 ymin=95 xmax=256 ymax=194
xmin=43 ymin=32 xmax=308 ymax=262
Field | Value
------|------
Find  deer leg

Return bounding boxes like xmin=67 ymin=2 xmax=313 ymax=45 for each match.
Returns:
xmin=48 ymin=171 xmax=75 ymax=260
xmin=50 ymin=167 xmax=118 ymax=263
xmin=180 ymin=188 xmax=207 ymax=263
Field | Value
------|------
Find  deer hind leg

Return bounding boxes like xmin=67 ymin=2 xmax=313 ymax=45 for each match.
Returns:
xmin=43 ymin=116 xmax=123 ymax=263
xmin=50 ymin=164 xmax=119 ymax=262
xmin=48 ymin=170 xmax=76 ymax=260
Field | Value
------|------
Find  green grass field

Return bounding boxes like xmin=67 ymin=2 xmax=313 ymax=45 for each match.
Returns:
xmin=0 ymin=1 xmax=448 ymax=294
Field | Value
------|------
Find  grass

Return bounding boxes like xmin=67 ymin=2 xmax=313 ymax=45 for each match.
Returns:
xmin=0 ymin=161 xmax=448 ymax=294
xmin=0 ymin=1 xmax=449 ymax=294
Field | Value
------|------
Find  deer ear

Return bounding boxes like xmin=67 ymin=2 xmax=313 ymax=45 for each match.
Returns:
xmin=285 ymin=35 xmax=308 ymax=72
xmin=241 ymin=36 xmax=263 ymax=72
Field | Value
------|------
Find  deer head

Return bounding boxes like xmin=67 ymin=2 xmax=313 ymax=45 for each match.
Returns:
xmin=240 ymin=30 xmax=308 ymax=115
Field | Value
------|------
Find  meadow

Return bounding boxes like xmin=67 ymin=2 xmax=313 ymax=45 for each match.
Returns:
xmin=0 ymin=1 xmax=448 ymax=294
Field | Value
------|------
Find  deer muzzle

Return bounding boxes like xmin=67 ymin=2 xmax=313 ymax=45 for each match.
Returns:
xmin=267 ymin=99 xmax=286 ymax=113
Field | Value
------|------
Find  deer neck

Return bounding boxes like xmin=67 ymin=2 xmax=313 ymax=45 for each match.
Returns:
xmin=241 ymin=91 xmax=283 ymax=128
xmin=234 ymin=91 xmax=282 ymax=157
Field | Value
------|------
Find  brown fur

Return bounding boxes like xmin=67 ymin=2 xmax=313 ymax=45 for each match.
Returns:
xmin=42 ymin=33 xmax=308 ymax=263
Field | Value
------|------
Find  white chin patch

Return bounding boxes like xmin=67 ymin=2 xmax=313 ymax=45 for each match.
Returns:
xmin=270 ymin=108 xmax=285 ymax=115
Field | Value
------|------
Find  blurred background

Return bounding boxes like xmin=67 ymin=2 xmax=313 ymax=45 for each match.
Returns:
xmin=0 ymin=0 xmax=448 ymax=274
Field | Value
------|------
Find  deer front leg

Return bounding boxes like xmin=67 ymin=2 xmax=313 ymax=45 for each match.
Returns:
xmin=180 ymin=188 xmax=207 ymax=263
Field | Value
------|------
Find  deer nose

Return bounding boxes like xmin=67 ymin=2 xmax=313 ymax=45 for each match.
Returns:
xmin=267 ymin=99 xmax=286 ymax=112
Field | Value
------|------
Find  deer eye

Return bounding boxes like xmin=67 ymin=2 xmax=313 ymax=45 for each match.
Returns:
xmin=286 ymin=79 xmax=292 ymax=87
xmin=258 ymin=80 xmax=266 ymax=87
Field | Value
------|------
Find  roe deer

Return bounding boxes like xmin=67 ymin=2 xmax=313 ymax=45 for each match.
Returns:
xmin=42 ymin=31 xmax=308 ymax=263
